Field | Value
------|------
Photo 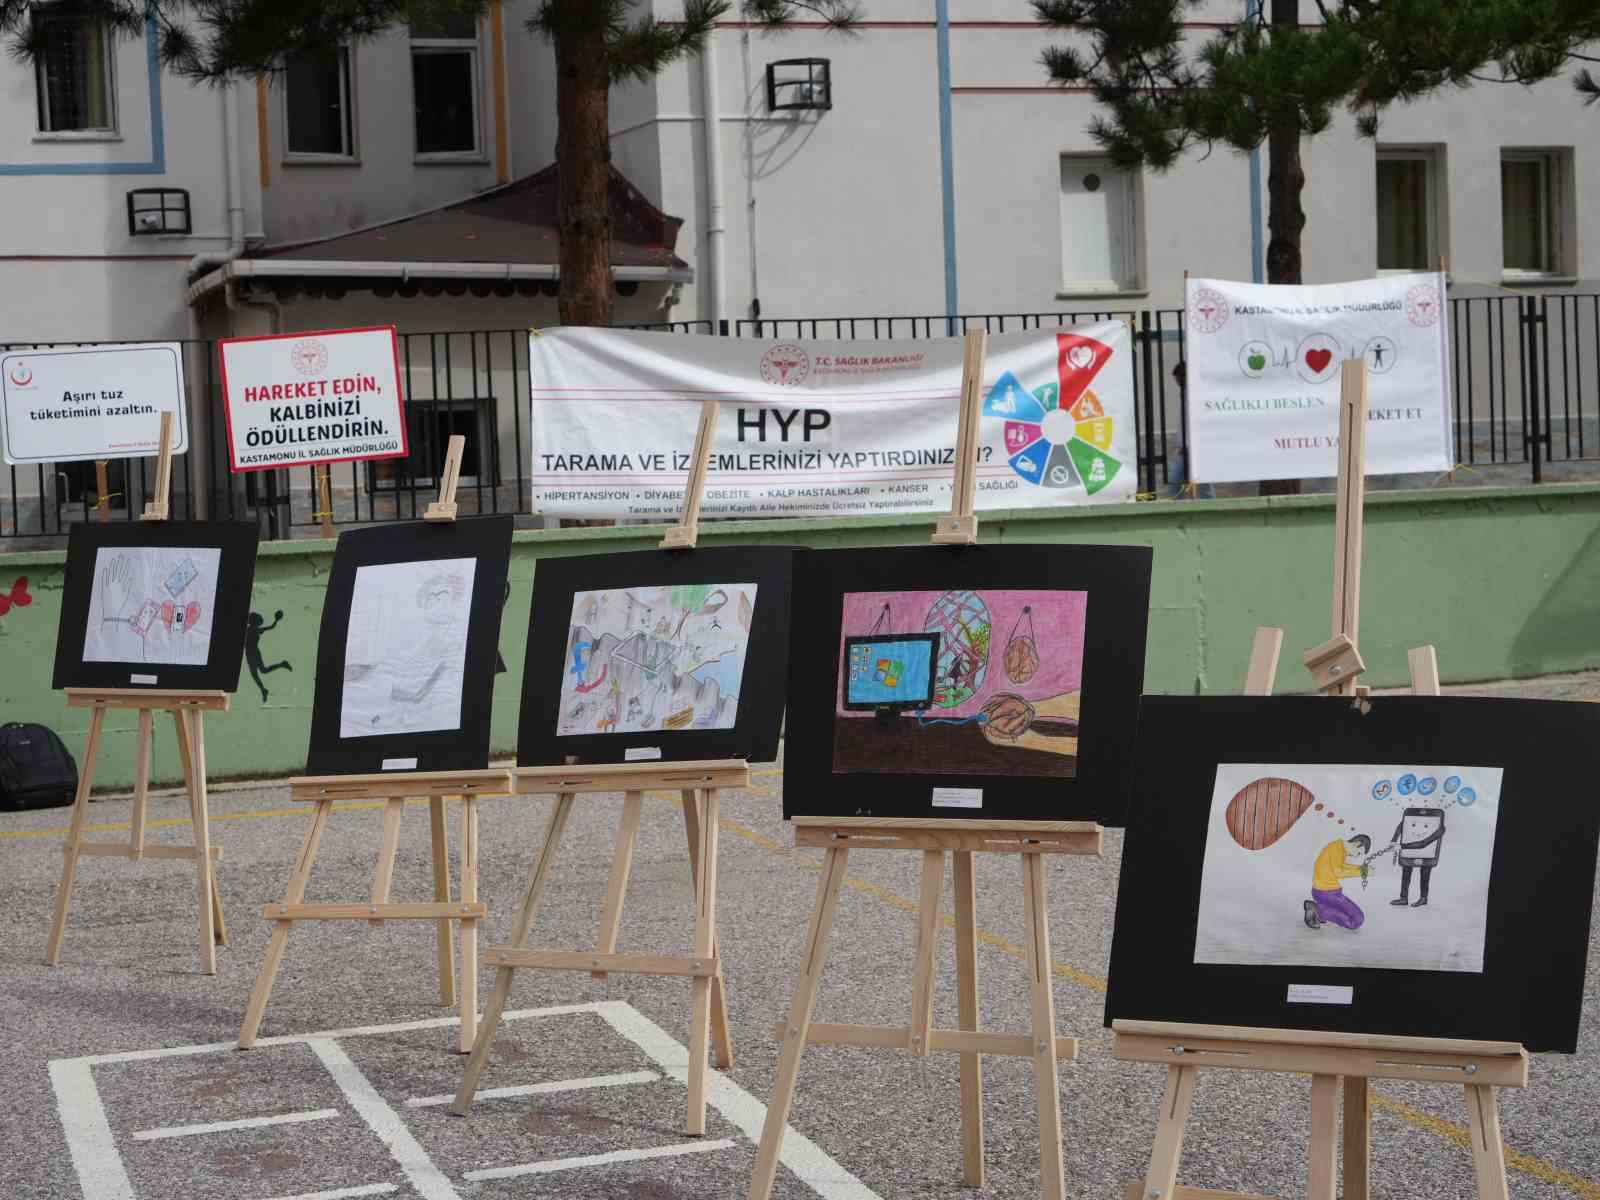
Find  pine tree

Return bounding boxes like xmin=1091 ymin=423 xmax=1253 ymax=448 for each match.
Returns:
xmin=1 ymin=0 xmax=857 ymax=326
xmin=1032 ymin=0 xmax=1600 ymax=287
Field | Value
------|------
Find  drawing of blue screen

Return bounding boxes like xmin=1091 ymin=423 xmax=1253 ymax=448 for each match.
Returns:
xmin=843 ymin=634 xmax=938 ymax=710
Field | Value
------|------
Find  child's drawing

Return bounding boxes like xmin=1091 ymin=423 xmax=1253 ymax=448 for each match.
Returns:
xmin=832 ymin=588 xmax=1087 ymax=778
xmin=556 ymin=582 xmax=757 ymax=737
xmin=340 ymin=557 xmax=476 ymax=738
xmin=83 ymin=547 xmax=221 ymax=666
xmin=1195 ymin=763 xmax=1503 ymax=973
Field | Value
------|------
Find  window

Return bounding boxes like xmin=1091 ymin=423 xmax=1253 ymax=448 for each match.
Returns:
xmin=1059 ymin=155 xmax=1140 ymax=292
xmin=1376 ymin=147 xmax=1441 ymax=272
xmin=34 ymin=4 xmax=115 ymax=134
xmin=1501 ymin=150 xmax=1570 ymax=277
xmin=285 ymin=46 xmax=354 ymax=158
xmin=369 ymin=398 xmax=494 ymax=491
xmin=410 ymin=6 xmax=481 ymax=157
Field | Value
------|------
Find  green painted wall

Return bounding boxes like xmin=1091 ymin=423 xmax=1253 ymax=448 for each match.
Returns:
xmin=4 ymin=483 xmax=1599 ymax=790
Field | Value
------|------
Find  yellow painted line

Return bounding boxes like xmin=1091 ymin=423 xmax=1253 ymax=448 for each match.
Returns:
xmin=1374 ymin=1095 xmax=1600 ymax=1200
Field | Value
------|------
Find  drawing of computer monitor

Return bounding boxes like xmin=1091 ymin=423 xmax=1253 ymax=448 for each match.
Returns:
xmin=842 ymin=632 xmax=940 ymax=714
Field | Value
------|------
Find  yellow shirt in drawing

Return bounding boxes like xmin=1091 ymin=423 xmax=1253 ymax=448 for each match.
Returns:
xmin=1312 ymin=840 xmax=1364 ymax=892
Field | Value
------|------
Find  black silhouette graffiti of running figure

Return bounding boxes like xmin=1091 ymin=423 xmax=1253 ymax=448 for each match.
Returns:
xmin=245 ymin=610 xmax=293 ymax=702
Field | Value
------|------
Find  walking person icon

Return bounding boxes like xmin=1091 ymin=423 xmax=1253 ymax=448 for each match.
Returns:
xmin=245 ymin=610 xmax=293 ymax=703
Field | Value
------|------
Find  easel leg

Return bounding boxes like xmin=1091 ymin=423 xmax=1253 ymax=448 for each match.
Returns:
xmin=683 ymin=788 xmax=733 ymax=1069
xmin=1343 ymin=1076 xmax=1370 ymax=1200
xmin=952 ymin=849 xmax=985 ymax=1187
xmin=1464 ymin=1084 xmax=1511 ymax=1200
xmin=239 ymin=798 xmax=332 ymax=1048
xmin=46 ymin=708 xmax=105 ymax=966
xmin=429 ymin=797 xmax=457 ymax=1007
xmin=593 ymin=790 xmax=643 ymax=980
xmin=748 ymin=845 xmax=850 ymax=1200
xmin=130 ymin=710 xmax=152 ymax=860
xmin=451 ymin=792 xmax=575 ymax=1115
xmin=173 ymin=706 xmax=226 ymax=947
xmin=1021 ymin=853 xmax=1065 ymax=1200
xmin=1307 ymin=1073 xmax=1339 ymax=1200
xmin=1134 ymin=1064 xmax=1196 ymax=1200
xmin=181 ymin=710 xmax=218 ymax=974
xmin=686 ymin=786 xmax=722 ymax=1137
xmin=457 ymin=796 xmax=480 ymax=1054
xmin=370 ymin=797 xmax=405 ymax=927
xmin=909 ymin=850 xmax=943 ymax=1053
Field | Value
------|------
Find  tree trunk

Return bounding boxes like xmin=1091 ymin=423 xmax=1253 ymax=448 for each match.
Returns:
xmin=1260 ymin=0 xmax=1305 ymax=496
xmin=555 ymin=18 xmax=612 ymax=327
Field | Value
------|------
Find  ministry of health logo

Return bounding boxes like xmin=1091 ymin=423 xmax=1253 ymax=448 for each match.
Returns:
xmin=1188 ymin=287 xmax=1230 ymax=335
xmin=760 ymin=343 xmax=809 ymax=386
xmin=290 ymin=338 xmax=330 ymax=377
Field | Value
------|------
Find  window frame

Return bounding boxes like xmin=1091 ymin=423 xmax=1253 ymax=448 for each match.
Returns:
xmin=282 ymin=43 xmax=358 ymax=164
xmin=1500 ymin=149 xmax=1568 ymax=281
xmin=1056 ymin=152 xmax=1145 ymax=297
xmin=32 ymin=3 xmax=119 ymax=140
xmin=1374 ymin=145 xmax=1443 ymax=275
xmin=409 ymin=15 xmax=485 ymax=163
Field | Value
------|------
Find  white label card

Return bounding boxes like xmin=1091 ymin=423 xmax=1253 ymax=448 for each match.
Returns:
xmin=932 ymin=787 xmax=983 ymax=810
xmin=625 ymin=747 xmax=663 ymax=761
xmin=381 ymin=757 xmax=419 ymax=771
xmin=130 ymin=673 xmax=158 ymax=685
xmin=1287 ymin=983 xmax=1354 ymax=1006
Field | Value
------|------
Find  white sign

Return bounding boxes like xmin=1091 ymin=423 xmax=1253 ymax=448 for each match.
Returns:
xmin=1185 ymin=273 xmax=1452 ymax=483
xmin=528 ymin=325 xmax=1137 ymax=519
xmin=219 ymin=326 xmax=407 ymax=471
xmin=0 ymin=342 xmax=188 ymax=465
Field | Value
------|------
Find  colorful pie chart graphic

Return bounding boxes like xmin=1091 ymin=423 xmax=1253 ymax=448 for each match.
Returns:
xmin=982 ymin=333 xmax=1123 ymax=495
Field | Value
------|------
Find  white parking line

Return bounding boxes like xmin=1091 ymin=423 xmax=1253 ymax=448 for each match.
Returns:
xmin=49 ymin=1001 xmax=883 ymax=1200
xmin=265 ymin=1185 xmax=398 ymax=1200
xmin=307 ymin=1038 xmax=462 ymax=1200
xmin=131 ymin=1107 xmax=341 ymax=1141
xmin=464 ymin=1138 xmax=737 ymax=1181
xmin=404 ymin=1069 xmax=659 ymax=1108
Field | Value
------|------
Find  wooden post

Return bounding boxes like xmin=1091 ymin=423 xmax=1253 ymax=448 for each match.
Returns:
xmin=94 ymin=461 xmax=111 ymax=523
xmin=932 ymin=329 xmax=987 ymax=545
xmin=140 ymin=412 xmax=174 ymax=522
xmin=660 ymin=399 xmax=717 ymax=550
xmin=1302 ymin=360 xmax=1370 ymax=694
xmin=315 ymin=465 xmax=335 ymax=538
xmin=424 ymin=434 xmax=466 ymax=522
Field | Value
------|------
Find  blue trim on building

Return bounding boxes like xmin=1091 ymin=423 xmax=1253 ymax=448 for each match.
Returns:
xmin=0 ymin=16 xmax=166 ymax=177
xmin=935 ymin=0 xmax=959 ymax=322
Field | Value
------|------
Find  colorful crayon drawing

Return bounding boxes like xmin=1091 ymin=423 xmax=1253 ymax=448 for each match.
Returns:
xmin=557 ymin=582 xmax=757 ymax=737
xmin=1194 ymin=763 xmax=1503 ymax=973
xmin=83 ymin=547 xmax=220 ymax=666
xmin=832 ymin=588 xmax=1087 ymax=778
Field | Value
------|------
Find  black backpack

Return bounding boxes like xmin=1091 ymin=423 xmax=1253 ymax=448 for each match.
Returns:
xmin=0 ymin=722 xmax=78 ymax=811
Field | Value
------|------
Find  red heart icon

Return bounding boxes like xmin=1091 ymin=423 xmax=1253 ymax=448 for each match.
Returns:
xmin=1305 ymin=348 xmax=1333 ymax=374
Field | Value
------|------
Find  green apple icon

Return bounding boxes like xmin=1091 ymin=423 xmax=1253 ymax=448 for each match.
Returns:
xmin=1247 ymin=352 xmax=1267 ymax=371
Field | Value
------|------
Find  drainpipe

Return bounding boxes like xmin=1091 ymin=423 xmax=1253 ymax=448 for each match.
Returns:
xmin=699 ymin=28 xmax=727 ymax=329
xmin=935 ymin=0 xmax=958 ymax=329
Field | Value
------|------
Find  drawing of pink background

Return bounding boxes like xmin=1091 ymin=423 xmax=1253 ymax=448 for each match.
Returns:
xmin=836 ymin=589 xmax=1087 ymax=719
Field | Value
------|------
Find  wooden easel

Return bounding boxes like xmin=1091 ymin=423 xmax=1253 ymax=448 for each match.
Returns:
xmin=749 ymin=331 xmax=1093 ymax=1200
xmin=238 ymin=435 xmax=504 ymax=1053
xmin=450 ymin=403 xmax=744 ymax=1135
xmin=1117 ymin=360 xmax=1523 ymax=1200
xmin=47 ymin=414 xmax=232 ymax=974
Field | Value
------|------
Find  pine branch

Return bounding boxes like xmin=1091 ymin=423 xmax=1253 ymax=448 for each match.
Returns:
xmin=741 ymin=0 xmax=861 ymax=30
xmin=607 ymin=0 xmax=731 ymax=84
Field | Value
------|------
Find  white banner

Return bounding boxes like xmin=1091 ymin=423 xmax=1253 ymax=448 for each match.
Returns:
xmin=529 ymin=325 xmax=1137 ymax=519
xmin=0 ymin=343 xmax=188 ymax=465
xmin=219 ymin=326 xmax=407 ymax=471
xmin=1185 ymin=273 xmax=1452 ymax=483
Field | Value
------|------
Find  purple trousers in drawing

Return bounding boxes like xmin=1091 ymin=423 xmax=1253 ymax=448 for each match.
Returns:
xmin=1311 ymin=888 xmax=1364 ymax=930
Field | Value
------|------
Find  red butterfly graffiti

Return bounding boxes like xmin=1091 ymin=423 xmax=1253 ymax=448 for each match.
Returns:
xmin=0 ymin=577 xmax=31 ymax=616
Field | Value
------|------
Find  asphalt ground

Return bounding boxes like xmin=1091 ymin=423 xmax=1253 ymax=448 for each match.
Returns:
xmin=3 ymin=723 xmax=1599 ymax=1200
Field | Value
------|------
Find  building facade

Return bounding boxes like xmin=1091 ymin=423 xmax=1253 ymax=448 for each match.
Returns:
xmin=0 ymin=0 xmax=1593 ymax=530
